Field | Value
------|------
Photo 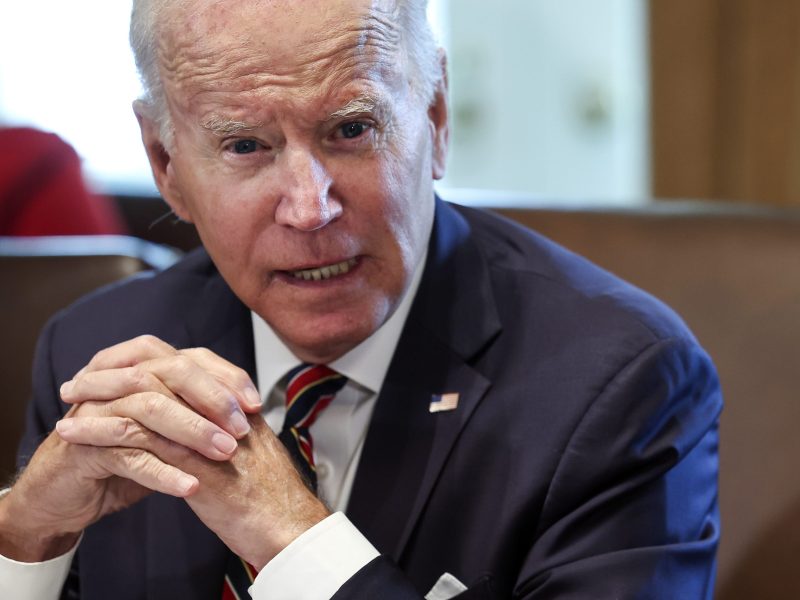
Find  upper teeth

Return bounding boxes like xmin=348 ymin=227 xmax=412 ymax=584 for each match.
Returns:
xmin=292 ymin=258 xmax=357 ymax=281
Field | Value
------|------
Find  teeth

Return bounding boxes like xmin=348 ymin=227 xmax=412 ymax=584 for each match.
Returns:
xmin=291 ymin=258 xmax=356 ymax=281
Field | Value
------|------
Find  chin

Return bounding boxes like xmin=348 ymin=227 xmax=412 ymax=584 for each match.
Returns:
xmin=282 ymin=312 xmax=383 ymax=363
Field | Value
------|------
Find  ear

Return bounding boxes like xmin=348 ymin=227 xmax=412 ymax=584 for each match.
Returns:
xmin=133 ymin=100 xmax=193 ymax=223
xmin=429 ymin=48 xmax=450 ymax=181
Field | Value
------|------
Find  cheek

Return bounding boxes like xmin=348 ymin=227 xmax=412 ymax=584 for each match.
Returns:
xmin=379 ymin=133 xmax=434 ymax=239
xmin=173 ymin=165 xmax=269 ymax=266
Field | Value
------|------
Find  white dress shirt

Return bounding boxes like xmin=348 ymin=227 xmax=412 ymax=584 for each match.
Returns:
xmin=0 ymin=250 xmax=426 ymax=600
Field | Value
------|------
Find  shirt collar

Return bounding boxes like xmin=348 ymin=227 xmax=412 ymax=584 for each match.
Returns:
xmin=251 ymin=248 xmax=427 ymax=397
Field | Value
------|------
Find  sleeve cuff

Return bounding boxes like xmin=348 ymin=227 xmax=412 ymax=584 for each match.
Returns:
xmin=250 ymin=512 xmax=379 ymax=600
xmin=0 ymin=488 xmax=80 ymax=600
xmin=0 ymin=538 xmax=78 ymax=600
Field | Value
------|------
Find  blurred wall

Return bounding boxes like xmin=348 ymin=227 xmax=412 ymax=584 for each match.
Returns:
xmin=1 ymin=1 xmax=651 ymax=205
xmin=441 ymin=0 xmax=650 ymax=203
xmin=651 ymin=0 xmax=800 ymax=207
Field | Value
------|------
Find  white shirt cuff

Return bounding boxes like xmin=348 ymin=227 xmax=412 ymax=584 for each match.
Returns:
xmin=250 ymin=512 xmax=379 ymax=600
xmin=0 ymin=540 xmax=78 ymax=600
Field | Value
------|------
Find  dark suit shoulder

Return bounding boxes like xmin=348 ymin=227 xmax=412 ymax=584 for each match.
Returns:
xmin=41 ymin=247 xmax=234 ymax=381
xmin=67 ymin=245 xmax=214 ymax=307
xmin=53 ymin=247 xmax=214 ymax=327
xmin=451 ymin=202 xmax=694 ymax=347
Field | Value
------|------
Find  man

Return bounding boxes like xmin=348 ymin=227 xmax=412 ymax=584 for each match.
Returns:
xmin=0 ymin=0 xmax=722 ymax=598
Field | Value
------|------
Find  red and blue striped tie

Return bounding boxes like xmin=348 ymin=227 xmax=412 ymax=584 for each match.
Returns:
xmin=222 ymin=364 xmax=347 ymax=598
xmin=278 ymin=364 xmax=347 ymax=490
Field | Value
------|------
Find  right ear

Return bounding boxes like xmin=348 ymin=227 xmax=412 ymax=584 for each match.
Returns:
xmin=133 ymin=100 xmax=193 ymax=223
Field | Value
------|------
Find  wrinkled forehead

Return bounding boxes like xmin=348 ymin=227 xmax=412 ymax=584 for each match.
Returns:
xmin=157 ymin=0 xmax=406 ymax=102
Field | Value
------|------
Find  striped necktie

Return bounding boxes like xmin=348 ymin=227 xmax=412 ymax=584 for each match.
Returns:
xmin=278 ymin=363 xmax=348 ymax=490
xmin=222 ymin=363 xmax=347 ymax=598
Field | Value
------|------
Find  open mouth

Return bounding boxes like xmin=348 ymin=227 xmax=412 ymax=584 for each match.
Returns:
xmin=288 ymin=258 xmax=358 ymax=281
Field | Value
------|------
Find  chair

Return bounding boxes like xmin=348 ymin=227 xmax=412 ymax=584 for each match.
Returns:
xmin=490 ymin=200 xmax=800 ymax=600
xmin=0 ymin=235 xmax=179 ymax=484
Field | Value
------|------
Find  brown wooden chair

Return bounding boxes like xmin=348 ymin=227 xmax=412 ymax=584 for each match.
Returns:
xmin=491 ymin=201 xmax=800 ymax=600
xmin=0 ymin=235 xmax=179 ymax=484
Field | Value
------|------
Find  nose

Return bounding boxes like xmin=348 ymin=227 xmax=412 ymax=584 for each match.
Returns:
xmin=274 ymin=147 xmax=342 ymax=231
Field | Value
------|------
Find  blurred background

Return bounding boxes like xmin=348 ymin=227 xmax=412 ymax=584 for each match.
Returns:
xmin=3 ymin=0 xmax=798 ymax=209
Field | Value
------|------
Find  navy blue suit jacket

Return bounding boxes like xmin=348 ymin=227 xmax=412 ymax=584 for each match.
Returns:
xmin=20 ymin=199 xmax=722 ymax=599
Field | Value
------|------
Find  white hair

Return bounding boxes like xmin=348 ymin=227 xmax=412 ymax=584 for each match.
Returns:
xmin=129 ymin=0 xmax=441 ymax=146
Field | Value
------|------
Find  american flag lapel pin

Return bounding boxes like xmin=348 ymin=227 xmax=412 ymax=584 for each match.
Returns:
xmin=429 ymin=392 xmax=460 ymax=413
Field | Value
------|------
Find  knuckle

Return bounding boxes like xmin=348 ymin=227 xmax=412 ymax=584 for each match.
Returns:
xmin=210 ymin=386 xmax=238 ymax=414
xmin=114 ymin=447 xmax=146 ymax=472
xmin=135 ymin=334 xmax=161 ymax=351
xmin=141 ymin=393 xmax=162 ymax=419
xmin=136 ymin=335 xmax=176 ymax=360
xmin=230 ymin=366 xmax=252 ymax=389
xmin=182 ymin=346 xmax=207 ymax=359
xmin=187 ymin=416 xmax=213 ymax=444
xmin=141 ymin=453 xmax=182 ymax=490
xmin=146 ymin=457 xmax=168 ymax=480
xmin=169 ymin=355 xmax=195 ymax=380
xmin=87 ymin=347 xmax=110 ymax=370
xmin=126 ymin=365 xmax=150 ymax=390
xmin=116 ymin=417 xmax=143 ymax=443
xmin=113 ymin=417 xmax=131 ymax=438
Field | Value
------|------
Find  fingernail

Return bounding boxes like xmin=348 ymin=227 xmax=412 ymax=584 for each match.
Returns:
xmin=244 ymin=386 xmax=263 ymax=409
xmin=56 ymin=419 xmax=73 ymax=434
xmin=60 ymin=380 xmax=75 ymax=397
xmin=230 ymin=410 xmax=251 ymax=437
xmin=212 ymin=432 xmax=237 ymax=455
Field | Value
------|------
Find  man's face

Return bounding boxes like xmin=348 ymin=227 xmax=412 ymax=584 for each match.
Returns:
xmin=140 ymin=0 xmax=448 ymax=362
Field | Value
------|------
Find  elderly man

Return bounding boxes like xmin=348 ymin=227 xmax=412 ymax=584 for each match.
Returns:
xmin=0 ymin=0 xmax=721 ymax=598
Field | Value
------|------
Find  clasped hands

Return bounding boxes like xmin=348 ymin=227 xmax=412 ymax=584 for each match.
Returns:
xmin=0 ymin=336 xmax=329 ymax=570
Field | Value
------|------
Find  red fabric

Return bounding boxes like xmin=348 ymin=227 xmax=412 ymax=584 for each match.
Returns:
xmin=222 ymin=560 xmax=258 ymax=599
xmin=0 ymin=127 xmax=126 ymax=236
xmin=220 ymin=582 xmax=237 ymax=600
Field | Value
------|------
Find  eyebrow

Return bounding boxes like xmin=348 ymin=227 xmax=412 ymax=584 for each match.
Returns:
xmin=200 ymin=115 xmax=264 ymax=137
xmin=327 ymin=94 xmax=384 ymax=121
xmin=199 ymin=94 xmax=388 ymax=135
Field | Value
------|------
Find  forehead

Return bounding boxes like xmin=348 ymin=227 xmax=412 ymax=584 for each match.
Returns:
xmin=158 ymin=0 xmax=407 ymax=118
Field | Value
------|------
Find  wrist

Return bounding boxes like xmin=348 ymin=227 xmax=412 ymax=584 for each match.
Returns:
xmin=254 ymin=497 xmax=331 ymax=571
xmin=0 ymin=488 xmax=81 ymax=562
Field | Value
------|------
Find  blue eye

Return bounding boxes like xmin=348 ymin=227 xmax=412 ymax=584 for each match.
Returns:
xmin=340 ymin=122 xmax=368 ymax=139
xmin=232 ymin=139 xmax=258 ymax=154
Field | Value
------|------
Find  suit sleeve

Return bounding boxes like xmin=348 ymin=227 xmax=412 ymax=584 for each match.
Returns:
xmin=17 ymin=315 xmax=65 ymax=472
xmin=333 ymin=337 xmax=722 ymax=599
xmin=15 ymin=316 xmax=82 ymax=600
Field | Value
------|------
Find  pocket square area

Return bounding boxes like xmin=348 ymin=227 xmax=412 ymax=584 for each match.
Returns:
xmin=425 ymin=572 xmax=468 ymax=600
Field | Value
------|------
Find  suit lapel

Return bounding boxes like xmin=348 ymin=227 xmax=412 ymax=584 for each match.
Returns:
xmin=347 ymin=199 xmax=501 ymax=562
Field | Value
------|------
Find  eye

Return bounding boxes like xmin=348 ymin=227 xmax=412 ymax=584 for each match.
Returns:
xmin=339 ymin=122 xmax=370 ymax=140
xmin=231 ymin=139 xmax=259 ymax=154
